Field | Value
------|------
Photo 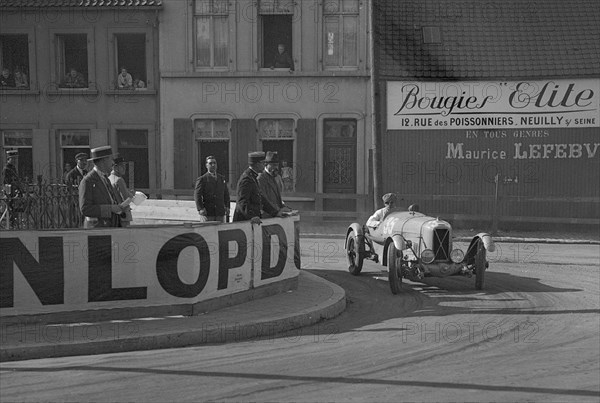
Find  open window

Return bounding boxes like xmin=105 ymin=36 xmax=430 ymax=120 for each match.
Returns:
xmin=114 ymin=34 xmax=147 ymax=89
xmin=1 ymin=130 xmax=33 ymax=184
xmin=56 ymin=34 xmax=88 ymax=88
xmin=195 ymin=119 xmax=231 ymax=182
xmin=259 ymin=118 xmax=295 ymax=192
xmin=259 ymin=0 xmax=294 ymax=69
xmin=0 ymin=34 xmax=30 ymax=89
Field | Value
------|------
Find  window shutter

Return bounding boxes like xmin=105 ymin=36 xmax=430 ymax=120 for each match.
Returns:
xmin=173 ymin=118 xmax=193 ymax=189
xmin=231 ymin=119 xmax=257 ymax=190
xmin=295 ymin=119 xmax=316 ymax=193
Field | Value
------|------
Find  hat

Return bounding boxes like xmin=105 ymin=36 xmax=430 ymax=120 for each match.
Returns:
xmin=75 ymin=152 xmax=88 ymax=161
xmin=88 ymin=145 xmax=115 ymax=162
xmin=6 ymin=150 xmax=18 ymax=157
xmin=248 ymin=151 xmax=265 ymax=164
xmin=264 ymin=151 xmax=279 ymax=164
xmin=382 ymin=193 xmax=397 ymax=204
xmin=112 ymin=156 xmax=126 ymax=166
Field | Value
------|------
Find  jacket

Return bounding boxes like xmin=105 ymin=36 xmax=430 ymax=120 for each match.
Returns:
xmin=194 ymin=172 xmax=230 ymax=216
xmin=79 ymin=169 xmax=122 ymax=228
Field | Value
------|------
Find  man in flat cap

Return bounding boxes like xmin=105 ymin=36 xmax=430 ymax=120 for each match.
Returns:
xmin=366 ymin=193 xmax=398 ymax=230
xmin=2 ymin=150 xmax=21 ymax=192
xmin=233 ymin=151 xmax=280 ymax=223
xmin=194 ymin=155 xmax=230 ymax=223
xmin=79 ymin=146 xmax=126 ymax=228
xmin=65 ymin=152 xmax=89 ymax=186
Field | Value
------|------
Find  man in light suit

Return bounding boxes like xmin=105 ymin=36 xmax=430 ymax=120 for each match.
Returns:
xmin=194 ymin=155 xmax=230 ymax=222
xmin=79 ymin=145 xmax=125 ymax=228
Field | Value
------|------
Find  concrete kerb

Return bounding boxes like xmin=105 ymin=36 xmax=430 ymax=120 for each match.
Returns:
xmin=0 ymin=271 xmax=346 ymax=362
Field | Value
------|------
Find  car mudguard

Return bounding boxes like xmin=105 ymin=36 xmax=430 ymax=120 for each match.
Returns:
xmin=465 ymin=232 xmax=495 ymax=261
xmin=346 ymin=223 xmax=365 ymax=254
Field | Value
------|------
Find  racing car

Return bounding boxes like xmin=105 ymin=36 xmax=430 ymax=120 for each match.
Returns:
xmin=345 ymin=206 xmax=495 ymax=294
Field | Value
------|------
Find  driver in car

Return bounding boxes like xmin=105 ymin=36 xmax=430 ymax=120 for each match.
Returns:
xmin=366 ymin=192 xmax=398 ymax=230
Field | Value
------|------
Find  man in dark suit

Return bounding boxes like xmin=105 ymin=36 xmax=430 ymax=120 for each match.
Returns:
xmin=194 ymin=155 xmax=230 ymax=223
xmin=258 ymin=151 xmax=292 ymax=218
xmin=65 ymin=152 xmax=88 ymax=185
xmin=79 ymin=146 xmax=125 ymax=228
xmin=233 ymin=151 xmax=280 ymax=223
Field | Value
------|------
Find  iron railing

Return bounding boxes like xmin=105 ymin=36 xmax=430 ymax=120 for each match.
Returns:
xmin=1 ymin=182 xmax=82 ymax=230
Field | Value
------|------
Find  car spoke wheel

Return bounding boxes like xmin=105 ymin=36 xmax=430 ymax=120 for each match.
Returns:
xmin=387 ymin=244 xmax=402 ymax=294
xmin=474 ymin=241 xmax=487 ymax=290
xmin=346 ymin=231 xmax=364 ymax=275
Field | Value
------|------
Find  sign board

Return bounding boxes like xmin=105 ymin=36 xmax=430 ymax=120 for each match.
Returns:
xmin=0 ymin=217 xmax=300 ymax=316
xmin=387 ymin=79 xmax=600 ymax=130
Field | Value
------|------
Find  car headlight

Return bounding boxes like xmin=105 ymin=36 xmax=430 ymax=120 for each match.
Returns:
xmin=450 ymin=249 xmax=464 ymax=263
xmin=421 ymin=249 xmax=435 ymax=264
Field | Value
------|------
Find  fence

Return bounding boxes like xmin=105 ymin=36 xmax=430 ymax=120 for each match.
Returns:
xmin=0 ymin=182 xmax=82 ymax=230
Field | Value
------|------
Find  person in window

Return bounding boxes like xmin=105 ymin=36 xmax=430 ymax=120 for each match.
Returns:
xmin=2 ymin=149 xmax=22 ymax=194
xmin=108 ymin=157 xmax=134 ymax=226
xmin=194 ymin=155 xmax=230 ymax=223
xmin=280 ymin=160 xmax=293 ymax=192
xmin=0 ymin=68 xmax=15 ymax=87
xmin=117 ymin=67 xmax=133 ymax=89
xmin=14 ymin=67 xmax=28 ymax=89
xmin=65 ymin=153 xmax=89 ymax=186
xmin=258 ymin=151 xmax=292 ymax=218
xmin=133 ymin=76 xmax=146 ymax=89
xmin=366 ymin=193 xmax=399 ymax=230
xmin=270 ymin=43 xmax=294 ymax=71
xmin=63 ymin=68 xmax=86 ymax=88
xmin=62 ymin=162 xmax=72 ymax=184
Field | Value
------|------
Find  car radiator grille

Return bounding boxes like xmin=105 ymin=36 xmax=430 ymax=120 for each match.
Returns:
xmin=433 ymin=229 xmax=450 ymax=261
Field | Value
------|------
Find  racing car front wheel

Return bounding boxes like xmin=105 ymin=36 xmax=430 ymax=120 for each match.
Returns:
xmin=346 ymin=231 xmax=364 ymax=275
xmin=387 ymin=244 xmax=402 ymax=294
xmin=474 ymin=241 xmax=487 ymax=290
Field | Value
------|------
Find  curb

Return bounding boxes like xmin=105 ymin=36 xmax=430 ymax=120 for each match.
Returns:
xmin=300 ymin=233 xmax=600 ymax=245
xmin=0 ymin=272 xmax=346 ymax=362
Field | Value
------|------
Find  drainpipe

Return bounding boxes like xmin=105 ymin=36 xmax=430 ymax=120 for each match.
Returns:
xmin=369 ymin=0 xmax=382 ymax=211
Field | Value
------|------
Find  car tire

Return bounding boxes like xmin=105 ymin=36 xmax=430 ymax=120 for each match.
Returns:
xmin=388 ymin=243 xmax=402 ymax=294
xmin=346 ymin=231 xmax=364 ymax=275
xmin=475 ymin=240 xmax=486 ymax=290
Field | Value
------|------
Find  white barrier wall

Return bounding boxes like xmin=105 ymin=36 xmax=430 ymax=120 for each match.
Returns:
xmin=0 ymin=216 xmax=300 ymax=316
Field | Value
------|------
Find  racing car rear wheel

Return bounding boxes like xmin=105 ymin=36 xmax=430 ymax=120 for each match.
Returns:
xmin=474 ymin=241 xmax=487 ymax=290
xmin=387 ymin=244 xmax=402 ymax=294
xmin=346 ymin=231 xmax=364 ymax=275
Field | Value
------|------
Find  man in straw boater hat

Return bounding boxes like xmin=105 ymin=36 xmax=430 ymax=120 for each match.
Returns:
xmin=233 ymin=151 xmax=280 ymax=224
xmin=65 ymin=152 xmax=89 ymax=185
xmin=79 ymin=145 xmax=126 ymax=228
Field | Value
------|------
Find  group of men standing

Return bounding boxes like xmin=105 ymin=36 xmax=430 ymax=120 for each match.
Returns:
xmin=194 ymin=151 xmax=292 ymax=224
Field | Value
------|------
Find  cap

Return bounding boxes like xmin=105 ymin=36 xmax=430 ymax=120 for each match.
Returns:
xmin=382 ymin=193 xmax=397 ymax=204
xmin=75 ymin=152 xmax=88 ymax=161
xmin=248 ymin=151 xmax=266 ymax=165
xmin=112 ymin=156 xmax=126 ymax=166
xmin=264 ymin=151 xmax=279 ymax=164
xmin=88 ymin=145 xmax=115 ymax=162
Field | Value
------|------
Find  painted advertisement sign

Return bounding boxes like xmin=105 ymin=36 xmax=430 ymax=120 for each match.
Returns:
xmin=387 ymin=79 xmax=600 ymax=130
xmin=0 ymin=217 xmax=300 ymax=316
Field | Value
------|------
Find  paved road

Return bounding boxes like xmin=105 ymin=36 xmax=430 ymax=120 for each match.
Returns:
xmin=1 ymin=239 xmax=599 ymax=402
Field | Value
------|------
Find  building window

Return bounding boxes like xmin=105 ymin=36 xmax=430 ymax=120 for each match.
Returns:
xmin=2 ymin=130 xmax=33 ymax=183
xmin=259 ymin=118 xmax=295 ymax=192
xmin=323 ymin=119 xmax=356 ymax=194
xmin=117 ymin=130 xmax=149 ymax=189
xmin=56 ymin=34 xmax=88 ymax=88
xmin=259 ymin=0 xmax=294 ymax=69
xmin=0 ymin=34 xmax=30 ymax=89
xmin=323 ymin=0 xmax=359 ymax=68
xmin=60 ymin=130 xmax=90 ymax=174
xmin=194 ymin=0 xmax=229 ymax=69
xmin=114 ymin=34 xmax=147 ymax=89
xmin=195 ymin=119 xmax=231 ymax=181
